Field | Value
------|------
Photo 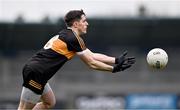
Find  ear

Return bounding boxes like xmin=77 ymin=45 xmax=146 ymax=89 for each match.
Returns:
xmin=73 ymin=21 xmax=79 ymax=28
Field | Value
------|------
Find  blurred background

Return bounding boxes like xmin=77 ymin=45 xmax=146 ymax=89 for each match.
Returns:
xmin=0 ymin=0 xmax=180 ymax=109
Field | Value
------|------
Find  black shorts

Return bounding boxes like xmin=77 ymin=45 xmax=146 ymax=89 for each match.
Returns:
xmin=22 ymin=65 xmax=47 ymax=95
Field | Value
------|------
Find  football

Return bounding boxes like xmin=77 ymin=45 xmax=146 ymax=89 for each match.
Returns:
xmin=146 ymin=48 xmax=168 ymax=69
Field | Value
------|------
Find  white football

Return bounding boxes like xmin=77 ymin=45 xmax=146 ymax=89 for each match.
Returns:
xmin=147 ymin=48 xmax=168 ymax=69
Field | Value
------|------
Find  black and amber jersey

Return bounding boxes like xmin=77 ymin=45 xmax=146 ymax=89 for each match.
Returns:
xmin=25 ymin=29 xmax=86 ymax=81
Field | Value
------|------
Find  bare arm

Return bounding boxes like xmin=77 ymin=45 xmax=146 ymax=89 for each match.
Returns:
xmin=92 ymin=53 xmax=115 ymax=64
xmin=76 ymin=49 xmax=114 ymax=72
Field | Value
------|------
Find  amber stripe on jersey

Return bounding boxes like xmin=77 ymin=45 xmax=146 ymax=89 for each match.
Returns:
xmin=75 ymin=35 xmax=86 ymax=50
xmin=29 ymin=80 xmax=42 ymax=90
xmin=51 ymin=39 xmax=76 ymax=59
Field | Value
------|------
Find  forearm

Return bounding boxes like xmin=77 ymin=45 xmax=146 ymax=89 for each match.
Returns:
xmin=93 ymin=53 xmax=115 ymax=64
xmin=89 ymin=59 xmax=113 ymax=72
xmin=77 ymin=49 xmax=114 ymax=72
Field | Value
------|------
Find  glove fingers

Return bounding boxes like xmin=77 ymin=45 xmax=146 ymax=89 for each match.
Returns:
xmin=127 ymin=59 xmax=136 ymax=64
xmin=114 ymin=52 xmax=135 ymax=72
xmin=124 ymin=57 xmax=135 ymax=62
xmin=123 ymin=61 xmax=135 ymax=65
xmin=127 ymin=61 xmax=135 ymax=64
xmin=127 ymin=57 xmax=135 ymax=60
xmin=115 ymin=51 xmax=128 ymax=64
xmin=121 ymin=64 xmax=132 ymax=71
xmin=122 ymin=51 xmax=128 ymax=56
xmin=124 ymin=57 xmax=136 ymax=64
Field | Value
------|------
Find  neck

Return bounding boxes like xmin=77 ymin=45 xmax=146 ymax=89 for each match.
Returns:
xmin=68 ymin=27 xmax=80 ymax=36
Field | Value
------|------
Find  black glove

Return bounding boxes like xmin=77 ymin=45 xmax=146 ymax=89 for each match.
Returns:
xmin=112 ymin=51 xmax=135 ymax=73
xmin=115 ymin=51 xmax=128 ymax=64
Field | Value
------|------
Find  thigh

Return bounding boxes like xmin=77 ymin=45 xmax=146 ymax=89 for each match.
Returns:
xmin=41 ymin=83 xmax=56 ymax=104
xmin=18 ymin=87 xmax=41 ymax=109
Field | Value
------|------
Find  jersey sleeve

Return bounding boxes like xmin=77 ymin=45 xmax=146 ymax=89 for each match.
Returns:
xmin=67 ymin=35 xmax=87 ymax=52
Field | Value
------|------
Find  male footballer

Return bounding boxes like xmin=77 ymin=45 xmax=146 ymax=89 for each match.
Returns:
xmin=18 ymin=9 xmax=135 ymax=110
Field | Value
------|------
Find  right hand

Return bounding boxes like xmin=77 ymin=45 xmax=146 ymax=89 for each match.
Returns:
xmin=112 ymin=51 xmax=135 ymax=73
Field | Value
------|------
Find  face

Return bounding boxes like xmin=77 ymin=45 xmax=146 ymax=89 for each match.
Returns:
xmin=74 ymin=14 xmax=89 ymax=35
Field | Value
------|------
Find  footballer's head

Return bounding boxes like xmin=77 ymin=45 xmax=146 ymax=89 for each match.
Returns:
xmin=64 ymin=9 xmax=88 ymax=34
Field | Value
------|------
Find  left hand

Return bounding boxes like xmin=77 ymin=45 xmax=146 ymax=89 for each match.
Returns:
xmin=112 ymin=51 xmax=135 ymax=73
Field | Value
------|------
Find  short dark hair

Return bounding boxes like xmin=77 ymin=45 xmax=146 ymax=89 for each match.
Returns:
xmin=64 ymin=9 xmax=85 ymax=27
